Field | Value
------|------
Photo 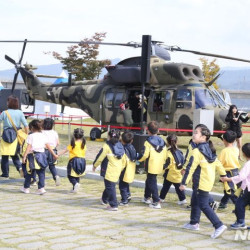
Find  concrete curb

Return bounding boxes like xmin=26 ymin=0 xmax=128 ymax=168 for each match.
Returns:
xmin=56 ymin=165 xmax=224 ymax=202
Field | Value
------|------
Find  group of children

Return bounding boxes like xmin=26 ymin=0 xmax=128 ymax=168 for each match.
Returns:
xmin=16 ymin=117 xmax=250 ymax=240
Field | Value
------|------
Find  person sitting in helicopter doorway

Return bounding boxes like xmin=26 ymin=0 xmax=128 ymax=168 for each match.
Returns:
xmin=122 ymin=103 xmax=133 ymax=127
xmin=137 ymin=94 xmax=147 ymax=122
xmin=225 ymin=104 xmax=250 ymax=160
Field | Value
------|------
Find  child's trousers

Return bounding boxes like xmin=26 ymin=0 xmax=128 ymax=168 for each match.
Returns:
xmin=160 ymin=179 xmax=186 ymax=201
xmin=144 ymin=173 xmax=159 ymax=203
xmin=235 ymin=189 xmax=250 ymax=224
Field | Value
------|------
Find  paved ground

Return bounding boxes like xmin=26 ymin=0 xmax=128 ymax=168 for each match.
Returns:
xmin=0 ymin=166 xmax=250 ymax=249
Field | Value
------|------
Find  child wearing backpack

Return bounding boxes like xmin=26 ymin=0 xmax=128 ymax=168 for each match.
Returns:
xmin=59 ymin=128 xmax=86 ymax=193
xmin=42 ymin=118 xmax=60 ymax=186
xmin=138 ymin=121 xmax=167 ymax=209
xmin=21 ymin=119 xmax=58 ymax=195
xmin=93 ymin=129 xmax=125 ymax=211
xmin=180 ymin=124 xmax=227 ymax=239
xmin=218 ymin=130 xmax=241 ymax=209
xmin=159 ymin=134 xmax=186 ymax=205
xmin=119 ymin=131 xmax=137 ymax=205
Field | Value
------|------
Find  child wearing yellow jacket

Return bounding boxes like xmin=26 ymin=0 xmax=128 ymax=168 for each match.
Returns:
xmin=138 ymin=121 xmax=167 ymax=209
xmin=180 ymin=124 xmax=227 ymax=239
xmin=59 ymin=128 xmax=86 ymax=193
xmin=218 ymin=130 xmax=241 ymax=209
xmin=119 ymin=131 xmax=137 ymax=205
xmin=160 ymin=134 xmax=186 ymax=205
xmin=93 ymin=129 xmax=126 ymax=211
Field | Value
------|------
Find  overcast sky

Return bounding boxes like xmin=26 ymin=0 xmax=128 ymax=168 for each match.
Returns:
xmin=0 ymin=0 xmax=250 ymax=71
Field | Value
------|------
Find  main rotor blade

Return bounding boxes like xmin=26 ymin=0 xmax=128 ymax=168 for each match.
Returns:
xmin=12 ymin=71 xmax=19 ymax=93
xmin=5 ymin=55 xmax=16 ymax=65
xmin=19 ymin=39 xmax=27 ymax=64
xmin=0 ymin=40 xmax=141 ymax=48
xmin=169 ymin=47 xmax=250 ymax=63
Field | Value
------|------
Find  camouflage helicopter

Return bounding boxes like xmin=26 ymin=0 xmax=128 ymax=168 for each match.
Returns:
xmin=3 ymin=35 xmax=250 ymax=139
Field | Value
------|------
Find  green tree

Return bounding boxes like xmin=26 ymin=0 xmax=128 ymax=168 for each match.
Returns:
xmin=47 ymin=32 xmax=111 ymax=81
xmin=199 ymin=57 xmax=220 ymax=88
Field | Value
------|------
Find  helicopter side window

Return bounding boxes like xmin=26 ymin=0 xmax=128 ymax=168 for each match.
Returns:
xmin=105 ymin=92 xmax=114 ymax=108
xmin=114 ymin=92 xmax=124 ymax=108
xmin=195 ymin=89 xmax=217 ymax=109
xmin=176 ymin=89 xmax=192 ymax=101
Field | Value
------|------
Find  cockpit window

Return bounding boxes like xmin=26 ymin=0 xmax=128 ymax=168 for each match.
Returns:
xmin=176 ymin=89 xmax=192 ymax=101
xmin=195 ymin=89 xmax=217 ymax=108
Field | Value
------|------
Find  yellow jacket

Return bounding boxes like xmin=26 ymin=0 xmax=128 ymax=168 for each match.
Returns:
xmin=164 ymin=150 xmax=183 ymax=183
xmin=218 ymin=147 xmax=240 ymax=171
xmin=138 ymin=136 xmax=167 ymax=174
xmin=94 ymin=142 xmax=126 ymax=182
xmin=182 ymin=143 xmax=226 ymax=192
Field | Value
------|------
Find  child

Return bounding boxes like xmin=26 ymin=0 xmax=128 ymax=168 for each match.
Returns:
xmin=93 ymin=129 xmax=125 ymax=211
xmin=221 ymin=143 xmax=250 ymax=230
xmin=20 ymin=122 xmax=37 ymax=185
xmin=183 ymin=139 xmax=219 ymax=211
xmin=42 ymin=118 xmax=60 ymax=186
xmin=21 ymin=119 xmax=58 ymax=195
xmin=218 ymin=130 xmax=241 ymax=209
xmin=159 ymin=134 xmax=186 ymax=205
xmin=119 ymin=131 xmax=137 ymax=205
xmin=180 ymin=124 xmax=227 ymax=239
xmin=138 ymin=121 xmax=167 ymax=209
xmin=225 ymin=105 xmax=249 ymax=160
xmin=59 ymin=128 xmax=86 ymax=193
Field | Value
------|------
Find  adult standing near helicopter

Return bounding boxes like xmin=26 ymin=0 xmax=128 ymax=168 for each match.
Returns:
xmin=225 ymin=105 xmax=250 ymax=160
xmin=0 ymin=95 xmax=28 ymax=178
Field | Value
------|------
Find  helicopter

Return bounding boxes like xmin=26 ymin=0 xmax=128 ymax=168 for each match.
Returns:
xmin=2 ymin=35 xmax=250 ymax=139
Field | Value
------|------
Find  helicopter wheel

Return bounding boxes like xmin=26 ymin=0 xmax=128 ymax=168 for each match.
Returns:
xmin=90 ymin=127 xmax=102 ymax=141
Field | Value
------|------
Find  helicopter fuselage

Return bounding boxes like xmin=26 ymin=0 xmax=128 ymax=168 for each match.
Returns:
xmin=20 ymin=56 xmax=229 ymax=135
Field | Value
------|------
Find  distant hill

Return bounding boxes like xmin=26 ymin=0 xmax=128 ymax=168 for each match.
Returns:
xmin=217 ymin=67 xmax=250 ymax=90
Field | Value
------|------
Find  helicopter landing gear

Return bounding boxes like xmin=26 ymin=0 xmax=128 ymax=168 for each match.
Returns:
xmin=90 ymin=127 xmax=102 ymax=141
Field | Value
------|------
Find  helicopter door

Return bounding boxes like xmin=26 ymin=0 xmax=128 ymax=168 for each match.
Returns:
xmin=174 ymin=88 xmax=193 ymax=129
xmin=103 ymin=89 xmax=125 ymax=124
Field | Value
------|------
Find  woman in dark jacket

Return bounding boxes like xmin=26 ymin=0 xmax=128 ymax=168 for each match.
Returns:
xmin=225 ymin=105 xmax=250 ymax=160
xmin=0 ymin=95 xmax=28 ymax=178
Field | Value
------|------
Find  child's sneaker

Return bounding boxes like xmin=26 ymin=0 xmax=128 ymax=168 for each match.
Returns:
xmin=210 ymin=201 xmax=219 ymax=212
xmin=182 ymin=223 xmax=199 ymax=231
xmin=142 ymin=197 xmax=151 ymax=204
xmin=159 ymin=198 xmax=165 ymax=203
xmin=55 ymin=175 xmax=60 ymax=186
xmin=127 ymin=195 xmax=132 ymax=201
xmin=230 ymin=222 xmax=247 ymax=230
xmin=186 ymin=204 xmax=191 ymax=209
xmin=73 ymin=183 xmax=80 ymax=193
xmin=177 ymin=199 xmax=187 ymax=205
xmin=149 ymin=202 xmax=161 ymax=209
xmin=20 ymin=187 xmax=30 ymax=194
xmin=119 ymin=201 xmax=129 ymax=206
xmin=100 ymin=198 xmax=108 ymax=205
xmin=211 ymin=225 xmax=227 ymax=239
xmin=36 ymin=188 xmax=46 ymax=195
xmin=107 ymin=206 xmax=118 ymax=211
